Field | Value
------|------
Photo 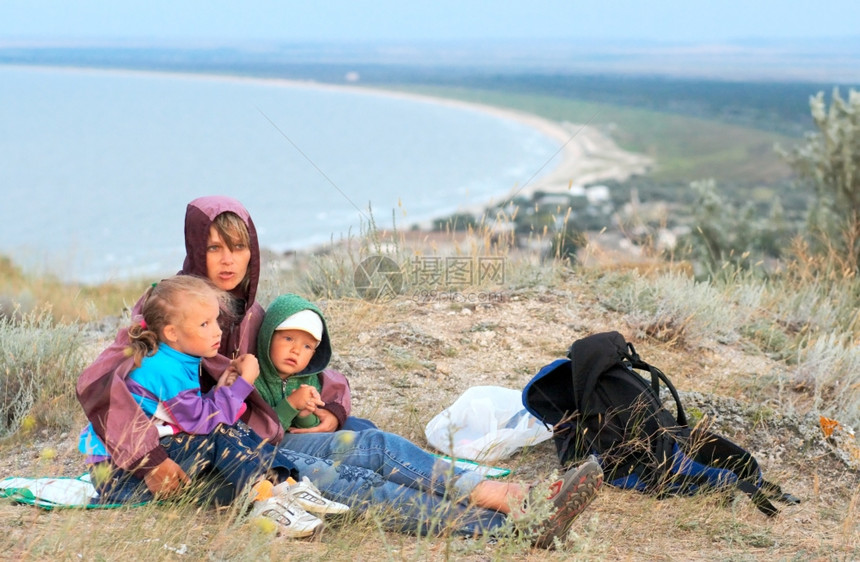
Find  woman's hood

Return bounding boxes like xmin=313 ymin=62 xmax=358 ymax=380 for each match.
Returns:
xmin=179 ymin=195 xmax=260 ymax=310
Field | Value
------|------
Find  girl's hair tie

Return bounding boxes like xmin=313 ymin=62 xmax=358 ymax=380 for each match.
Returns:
xmin=140 ymin=319 xmax=148 ymax=330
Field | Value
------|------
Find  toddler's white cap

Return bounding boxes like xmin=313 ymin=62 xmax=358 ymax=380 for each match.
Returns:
xmin=275 ymin=310 xmax=323 ymax=341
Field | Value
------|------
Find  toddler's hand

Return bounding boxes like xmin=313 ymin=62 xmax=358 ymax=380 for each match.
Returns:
xmin=287 ymin=384 xmax=325 ymax=413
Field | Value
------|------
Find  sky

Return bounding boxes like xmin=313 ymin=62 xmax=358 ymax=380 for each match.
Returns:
xmin=1 ymin=1 xmax=859 ymax=45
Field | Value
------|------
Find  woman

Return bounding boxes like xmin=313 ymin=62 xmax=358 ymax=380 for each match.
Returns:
xmin=76 ymin=195 xmax=600 ymax=543
xmin=77 ymin=195 xmax=353 ymax=496
xmin=79 ymin=197 xmax=259 ymax=495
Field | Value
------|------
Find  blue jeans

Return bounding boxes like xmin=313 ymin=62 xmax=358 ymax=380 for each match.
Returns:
xmin=92 ymin=425 xmax=507 ymax=536
xmin=279 ymin=429 xmax=485 ymax=499
xmin=342 ymin=416 xmax=377 ymax=431
xmin=91 ymin=423 xmax=298 ymax=505
xmin=277 ymin=447 xmax=507 ymax=536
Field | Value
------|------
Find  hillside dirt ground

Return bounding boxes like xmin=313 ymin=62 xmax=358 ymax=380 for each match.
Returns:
xmin=1 ymin=270 xmax=858 ymax=561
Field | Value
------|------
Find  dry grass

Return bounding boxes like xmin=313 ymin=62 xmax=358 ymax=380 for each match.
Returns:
xmin=0 ymin=255 xmax=148 ymax=324
xmin=1 ymin=231 xmax=859 ymax=560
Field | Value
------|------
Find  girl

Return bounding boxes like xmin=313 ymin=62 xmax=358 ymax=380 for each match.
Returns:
xmin=80 ymin=275 xmax=341 ymax=537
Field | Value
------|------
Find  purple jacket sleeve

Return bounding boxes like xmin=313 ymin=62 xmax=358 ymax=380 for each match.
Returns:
xmin=162 ymin=377 xmax=254 ymax=434
xmin=75 ymin=294 xmax=169 ymax=479
xmin=200 ymin=301 xmax=285 ymax=445
xmin=201 ymin=350 xmax=285 ymax=445
xmin=318 ymin=369 xmax=352 ymax=429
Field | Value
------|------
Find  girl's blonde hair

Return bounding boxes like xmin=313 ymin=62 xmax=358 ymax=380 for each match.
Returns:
xmin=126 ymin=275 xmax=225 ymax=367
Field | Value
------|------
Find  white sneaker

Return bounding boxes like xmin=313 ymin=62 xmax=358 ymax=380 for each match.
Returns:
xmin=248 ymin=496 xmax=323 ymax=538
xmin=274 ymin=476 xmax=350 ymax=515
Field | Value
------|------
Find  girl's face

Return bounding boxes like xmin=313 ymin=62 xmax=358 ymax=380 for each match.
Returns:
xmin=205 ymin=225 xmax=251 ymax=292
xmin=269 ymin=329 xmax=317 ymax=378
xmin=164 ymin=294 xmax=223 ymax=358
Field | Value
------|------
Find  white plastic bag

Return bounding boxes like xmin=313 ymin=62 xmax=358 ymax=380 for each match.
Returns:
xmin=424 ymin=385 xmax=553 ymax=462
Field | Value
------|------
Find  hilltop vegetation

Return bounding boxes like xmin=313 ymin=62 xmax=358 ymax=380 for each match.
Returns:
xmin=2 ymin=232 xmax=859 ymax=560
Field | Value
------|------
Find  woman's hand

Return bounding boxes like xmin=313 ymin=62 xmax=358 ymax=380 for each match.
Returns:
xmin=143 ymin=458 xmax=190 ymax=497
xmin=289 ymin=408 xmax=338 ymax=433
xmin=216 ymin=365 xmax=239 ymax=388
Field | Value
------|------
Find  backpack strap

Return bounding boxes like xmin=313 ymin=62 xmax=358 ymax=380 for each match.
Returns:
xmin=624 ymin=341 xmax=688 ymax=427
xmin=736 ymin=480 xmax=780 ymax=517
xmin=738 ymin=475 xmax=801 ymax=516
xmin=685 ymin=428 xmax=801 ymax=516
xmin=665 ymin=439 xmax=791 ymax=516
xmin=759 ymin=480 xmax=802 ymax=505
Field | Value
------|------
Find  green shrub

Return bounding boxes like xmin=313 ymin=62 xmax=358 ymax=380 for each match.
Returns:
xmin=796 ymin=333 xmax=860 ymax=427
xmin=0 ymin=308 xmax=87 ymax=436
xmin=595 ymin=270 xmax=739 ymax=345
xmin=780 ymin=88 xmax=860 ymax=267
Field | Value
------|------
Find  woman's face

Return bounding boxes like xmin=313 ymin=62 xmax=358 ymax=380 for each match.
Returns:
xmin=205 ymin=225 xmax=251 ymax=292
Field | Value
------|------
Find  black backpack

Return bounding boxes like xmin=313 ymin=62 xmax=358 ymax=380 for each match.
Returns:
xmin=522 ymin=331 xmax=799 ymax=516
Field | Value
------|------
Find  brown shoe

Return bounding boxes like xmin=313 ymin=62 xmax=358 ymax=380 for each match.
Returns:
xmin=532 ymin=457 xmax=603 ymax=549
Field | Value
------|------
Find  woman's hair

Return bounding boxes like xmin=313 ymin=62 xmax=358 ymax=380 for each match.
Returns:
xmin=211 ymin=211 xmax=250 ymax=252
xmin=126 ymin=275 xmax=225 ymax=367
xmin=211 ymin=211 xmax=252 ymax=294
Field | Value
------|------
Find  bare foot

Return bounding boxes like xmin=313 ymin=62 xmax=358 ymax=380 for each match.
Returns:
xmin=469 ymin=480 xmax=527 ymax=513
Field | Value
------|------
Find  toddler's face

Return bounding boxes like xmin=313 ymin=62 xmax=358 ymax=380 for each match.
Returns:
xmin=269 ymin=328 xmax=317 ymax=377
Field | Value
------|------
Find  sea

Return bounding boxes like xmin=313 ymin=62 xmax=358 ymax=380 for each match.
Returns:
xmin=0 ymin=65 xmax=562 ymax=284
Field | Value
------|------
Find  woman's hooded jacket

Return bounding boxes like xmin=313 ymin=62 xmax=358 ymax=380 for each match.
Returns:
xmin=76 ymin=196 xmax=281 ymax=477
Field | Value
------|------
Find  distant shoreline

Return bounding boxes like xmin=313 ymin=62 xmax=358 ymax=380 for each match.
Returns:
xmin=5 ymin=63 xmax=651 ymax=218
